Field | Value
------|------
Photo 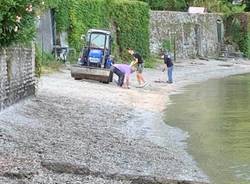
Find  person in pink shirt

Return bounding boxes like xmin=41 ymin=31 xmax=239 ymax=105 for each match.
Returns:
xmin=110 ymin=64 xmax=135 ymax=89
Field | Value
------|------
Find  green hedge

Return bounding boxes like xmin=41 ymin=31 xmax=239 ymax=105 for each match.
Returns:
xmin=109 ymin=0 xmax=149 ymax=59
xmin=225 ymin=13 xmax=250 ymax=58
xmin=54 ymin=0 xmax=71 ymax=32
xmin=137 ymin=0 xmax=186 ymax=11
xmin=239 ymin=13 xmax=250 ymax=58
xmin=68 ymin=0 xmax=108 ymax=51
xmin=55 ymin=0 xmax=150 ymax=59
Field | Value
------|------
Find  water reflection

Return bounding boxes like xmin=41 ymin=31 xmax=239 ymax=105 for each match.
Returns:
xmin=165 ymin=74 xmax=250 ymax=184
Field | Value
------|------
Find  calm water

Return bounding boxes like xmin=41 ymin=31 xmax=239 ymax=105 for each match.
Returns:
xmin=165 ymin=74 xmax=250 ymax=184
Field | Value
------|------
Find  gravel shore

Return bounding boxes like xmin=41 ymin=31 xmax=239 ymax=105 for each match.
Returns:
xmin=1 ymin=58 xmax=250 ymax=184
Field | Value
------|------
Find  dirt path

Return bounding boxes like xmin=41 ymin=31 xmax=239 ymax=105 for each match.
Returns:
xmin=1 ymin=58 xmax=250 ymax=184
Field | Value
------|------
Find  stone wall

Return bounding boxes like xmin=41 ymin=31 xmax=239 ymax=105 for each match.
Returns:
xmin=0 ymin=46 xmax=35 ymax=111
xmin=150 ymin=11 xmax=224 ymax=59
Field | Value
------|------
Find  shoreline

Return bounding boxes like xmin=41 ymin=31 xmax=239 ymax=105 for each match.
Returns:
xmin=119 ymin=58 xmax=250 ymax=183
xmin=1 ymin=58 xmax=250 ymax=183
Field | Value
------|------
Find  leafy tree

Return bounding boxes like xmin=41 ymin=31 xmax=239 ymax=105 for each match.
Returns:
xmin=137 ymin=0 xmax=187 ymax=11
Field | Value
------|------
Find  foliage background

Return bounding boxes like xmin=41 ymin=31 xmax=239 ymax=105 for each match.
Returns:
xmin=0 ymin=0 xmax=43 ymax=47
xmin=1 ymin=0 xmax=250 ymax=59
xmin=54 ymin=0 xmax=149 ymax=60
xmin=225 ymin=13 xmax=250 ymax=58
xmin=137 ymin=0 xmax=187 ymax=11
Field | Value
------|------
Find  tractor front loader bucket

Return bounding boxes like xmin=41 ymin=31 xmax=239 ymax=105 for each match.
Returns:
xmin=71 ymin=64 xmax=113 ymax=83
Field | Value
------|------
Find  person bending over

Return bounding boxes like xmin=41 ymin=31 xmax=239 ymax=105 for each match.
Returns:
xmin=110 ymin=64 xmax=135 ymax=89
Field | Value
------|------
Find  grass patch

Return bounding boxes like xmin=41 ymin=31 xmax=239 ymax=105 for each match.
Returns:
xmin=41 ymin=53 xmax=63 ymax=74
xmin=35 ymin=46 xmax=63 ymax=77
xmin=41 ymin=61 xmax=62 ymax=75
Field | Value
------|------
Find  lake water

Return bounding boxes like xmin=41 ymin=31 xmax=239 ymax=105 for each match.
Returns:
xmin=165 ymin=74 xmax=250 ymax=184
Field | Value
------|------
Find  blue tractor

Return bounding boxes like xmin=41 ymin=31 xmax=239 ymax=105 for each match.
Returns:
xmin=71 ymin=29 xmax=113 ymax=83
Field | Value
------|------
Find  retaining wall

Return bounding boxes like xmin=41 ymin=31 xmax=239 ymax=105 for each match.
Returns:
xmin=0 ymin=46 xmax=35 ymax=111
xmin=150 ymin=11 xmax=224 ymax=59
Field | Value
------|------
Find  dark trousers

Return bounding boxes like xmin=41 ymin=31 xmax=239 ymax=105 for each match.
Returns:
xmin=111 ymin=66 xmax=124 ymax=86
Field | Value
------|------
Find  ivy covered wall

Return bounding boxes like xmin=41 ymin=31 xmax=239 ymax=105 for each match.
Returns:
xmin=224 ymin=13 xmax=250 ymax=58
xmin=55 ymin=0 xmax=150 ymax=59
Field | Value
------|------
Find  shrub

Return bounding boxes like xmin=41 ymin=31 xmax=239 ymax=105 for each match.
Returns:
xmin=54 ymin=0 xmax=71 ymax=32
xmin=224 ymin=13 xmax=250 ymax=58
xmin=68 ymin=0 xmax=108 ymax=51
xmin=137 ymin=0 xmax=187 ymax=11
xmin=35 ymin=44 xmax=62 ymax=75
xmin=109 ymin=0 xmax=150 ymax=59
xmin=0 ymin=0 xmax=45 ymax=47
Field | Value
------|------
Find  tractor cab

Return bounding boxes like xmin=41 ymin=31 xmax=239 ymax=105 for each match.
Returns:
xmin=79 ymin=29 xmax=112 ymax=68
xmin=71 ymin=29 xmax=113 ymax=83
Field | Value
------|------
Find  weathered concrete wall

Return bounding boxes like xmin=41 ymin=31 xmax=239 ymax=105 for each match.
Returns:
xmin=0 ymin=46 xmax=35 ymax=111
xmin=36 ymin=10 xmax=55 ymax=53
xmin=150 ymin=11 xmax=224 ymax=59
